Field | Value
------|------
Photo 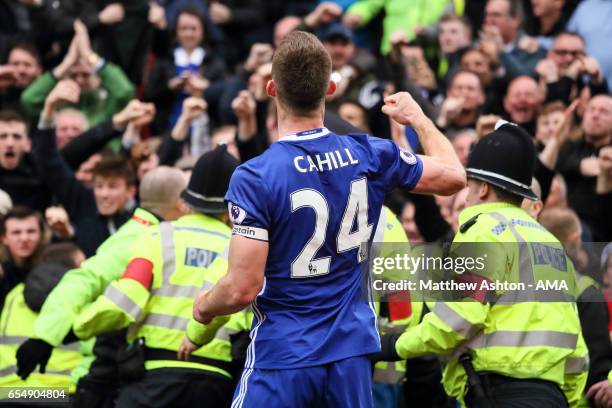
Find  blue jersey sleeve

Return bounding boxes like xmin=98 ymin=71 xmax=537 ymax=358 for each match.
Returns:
xmin=225 ymin=164 xmax=271 ymax=242
xmin=369 ymin=137 xmax=423 ymax=191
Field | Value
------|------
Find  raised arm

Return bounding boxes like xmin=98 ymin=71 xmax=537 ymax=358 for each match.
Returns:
xmin=382 ymin=92 xmax=466 ymax=196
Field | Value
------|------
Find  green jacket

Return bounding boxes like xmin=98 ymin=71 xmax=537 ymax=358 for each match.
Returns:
xmin=34 ymin=208 xmax=160 ymax=347
xmin=393 ymin=202 xmax=587 ymax=406
xmin=20 ymin=62 xmax=134 ymax=126
xmin=346 ymin=0 xmax=464 ymax=54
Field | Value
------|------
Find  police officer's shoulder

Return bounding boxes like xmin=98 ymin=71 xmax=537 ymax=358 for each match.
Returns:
xmin=458 ymin=211 xmax=511 ymax=241
xmin=458 ymin=212 xmax=499 ymax=235
xmin=459 ymin=213 xmax=481 ymax=234
xmin=142 ymin=222 xmax=163 ymax=238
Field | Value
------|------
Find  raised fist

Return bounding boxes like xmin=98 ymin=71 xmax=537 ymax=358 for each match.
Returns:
xmin=232 ymin=90 xmax=256 ymax=119
xmin=475 ymin=114 xmax=501 ymax=139
xmin=181 ymin=96 xmax=208 ymax=121
xmin=535 ymin=59 xmax=559 ymax=83
xmin=245 ymin=43 xmax=274 ymax=72
xmin=45 ymin=206 xmax=74 ymax=239
xmin=46 ymin=79 xmax=80 ymax=108
xmin=185 ymin=74 xmax=209 ymax=97
xmin=381 ymin=92 xmax=426 ymax=126
xmin=305 ymin=2 xmax=342 ymax=27
xmin=209 ymin=2 xmax=232 ymax=25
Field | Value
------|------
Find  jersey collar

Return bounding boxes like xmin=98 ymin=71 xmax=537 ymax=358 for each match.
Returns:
xmin=280 ymin=127 xmax=330 ymax=142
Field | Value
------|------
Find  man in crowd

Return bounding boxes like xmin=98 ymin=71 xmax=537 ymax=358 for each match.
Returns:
xmin=0 ymin=110 xmax=51 ymax=212
xmin=537 ymin=31 xmax=608 ymax=104
xmin=31 ymin=79 xmax=152 ymax=256
xmin=32 ymin=133 xmax=137 ymax=257
xmin=20 ymin=21 xmax=134 ymax=126
xmin=0 ymin=206 xmax=45 ymax=311
xmin=451 ymin=129 xmax=477 ymax=168
xmin=568 ymin=0 xmax=612 ymax=87
xmin=54 ymin=109 xmax=88 ymax=149
xmin=483 ymin=0 xmax=546 ymax=75
xmin=322 ymin=23 xmax=380 ymax=115
xmin=0 ymin=42 xmax=42 ymax=111
xmin=437 ymin=70 xmax=486 ymax=131
xmin=437 ymin=15 xmax=473 ymax=84
xmin=502 ymin=75 xmax=543 ymax=135
xmin=556 ymin=94 xmax=612 ymax=242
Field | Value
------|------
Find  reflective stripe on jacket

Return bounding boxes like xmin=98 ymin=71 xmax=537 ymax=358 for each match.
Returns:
xmin=73 ymin=213 xmax=250 ymax=379
xmin=0 ymin=284 xmax=82 ymax=392
xmin=394 ymin=202 xmax=587 ymax=406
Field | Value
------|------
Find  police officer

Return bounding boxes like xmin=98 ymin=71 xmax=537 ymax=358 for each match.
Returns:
xmin=370 ymin=206 xmax=414 ymax=407
xmin=71 ymin=146 xmax=250 ymax=408
xmin=15 ymin=166 xmax=189 ymax=407
xmin=374 ymin=122 xmax=588 ymax=407
xmin=1 ymin=262 xmax=83 ymax=400
xmin=371 ymin=206 xmax=453 ymax=408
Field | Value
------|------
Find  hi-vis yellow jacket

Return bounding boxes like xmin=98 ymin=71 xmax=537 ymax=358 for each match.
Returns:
xmin=0 ymin=284 xmax=82 ymax=393
xmin=73 ymin=213 xmax=251 ymax=379
xmin=393 ymin=202 xmax=588 ymax=406
xmin=372 ymin=206 xmax=424 ymax=384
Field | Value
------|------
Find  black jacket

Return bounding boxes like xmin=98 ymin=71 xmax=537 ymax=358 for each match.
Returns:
xmin=60 ymin=120 xmax=122 ymax=170
xmin=0 ymin=153 xmax=52 ymax=213
xmin=32 ymin=127 xmax=132 ymax=256
xmin=0 ymin=261 xmax=29 ymax=313
xmin=556 ymin=138 xmax=612 ymax=242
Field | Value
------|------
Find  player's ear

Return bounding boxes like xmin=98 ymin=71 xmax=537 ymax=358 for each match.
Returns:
xmin=266 ymin=80 xmax=276 ymax=97
xmin=327 ymin=80 xmax=336 ymax=96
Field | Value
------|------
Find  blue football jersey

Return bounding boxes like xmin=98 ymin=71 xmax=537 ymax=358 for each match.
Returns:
xmin=225 ymin=127 xmax=423 ymax=369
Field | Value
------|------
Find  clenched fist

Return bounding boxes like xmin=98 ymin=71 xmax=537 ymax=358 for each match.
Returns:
xmin=45 ymin=206 xmax=74 ymax=239
xmin=381 ymin=92 xmax=427 ymax=126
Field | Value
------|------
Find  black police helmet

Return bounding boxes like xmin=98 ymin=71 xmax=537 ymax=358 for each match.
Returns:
xmin=181 ymin=145 xmax=240 ymax=214
xmin=466 ymin=121 xmax=538 ymax=201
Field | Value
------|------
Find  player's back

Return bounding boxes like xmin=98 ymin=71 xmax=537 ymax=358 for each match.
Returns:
xmin=226 ymin=127 xmax=422 ymax=369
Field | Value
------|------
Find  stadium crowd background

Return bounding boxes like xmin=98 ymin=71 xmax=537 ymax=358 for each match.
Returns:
xmin=0 ymin=0 xmax=611 ymax=405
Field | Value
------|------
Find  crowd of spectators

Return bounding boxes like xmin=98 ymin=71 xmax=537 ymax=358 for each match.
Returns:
xmin=0 ymin=0 xmax=611 ymax=396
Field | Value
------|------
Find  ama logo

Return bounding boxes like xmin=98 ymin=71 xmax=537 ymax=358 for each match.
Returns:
xmin=228 ymin=202 xmax=246 ymax=224
xmin=399 ymin=148 xmax=417 ymax=165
